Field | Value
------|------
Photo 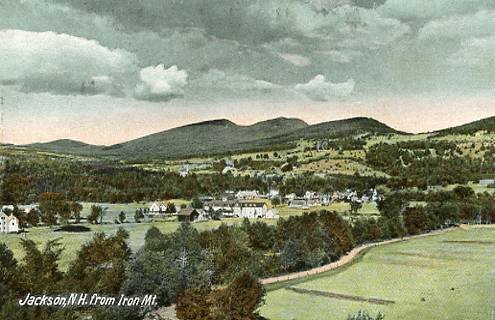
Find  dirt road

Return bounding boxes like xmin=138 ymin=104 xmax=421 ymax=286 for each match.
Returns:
xmin=260 ymin=227 xmax=456 ymax=285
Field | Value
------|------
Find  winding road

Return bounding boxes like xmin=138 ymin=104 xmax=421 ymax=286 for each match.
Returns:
xmin=260 ymin=227 xmax=457 ymax=285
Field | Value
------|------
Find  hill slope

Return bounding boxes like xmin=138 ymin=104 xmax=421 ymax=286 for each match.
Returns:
xmin=24 ymin=117 xmax=401 ymax=159
xmin=240 ymin=117 xmax=403 ymax=149
xmin=26 ymin=139 xmax=104 ymax=154
xmin=433 ymin=116 xmax=495 ymax=136
xmin=102 ymin=117 xmax=309 ymax=158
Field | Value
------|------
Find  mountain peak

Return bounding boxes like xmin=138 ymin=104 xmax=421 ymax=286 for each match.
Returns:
xmin=184 ymin=119 xmax=236 ymax=128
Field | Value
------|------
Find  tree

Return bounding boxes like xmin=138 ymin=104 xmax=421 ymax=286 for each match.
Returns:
xmin=279 ymin=239 xmax=302 ymax=272
xmin=271 ymin=196 xmax=281 ymax=207
xmin=176 ymin=273 xmax=265 ymax=320
xmin=26 ymin=208 xmax=40 ymax=227
xmin=88 ymin=205 xmax=103 ymax=224
xmin=124 ymin=224 xmax=213 ymax=307
xmin=17 ymin=239 xmax=64 ymax=294
xmin=0 ymin=243 xmax=17 ymax=309
xmin=12 ymin=206 xmax=26 ymax=230
xmin=281 ymin=162 xmax=293 ymax=172
xmin=377 ymin=193 xmax=407 ymax=219
xmin=70 ymin=202 xmax=83 ymax=223
xmin=380 ymin=215 xmax=406 ymax=239
xmin=119 ymin=211 xmax=126 ymax=224
xmin=39 ymin=192 xmax=67 ymax=226
xmin=166 ymin=202 xmax=177 ymax=214
xmin=191 ymin=197 xmax=203 ymax=209
xmin=210 ymin=272 xmax=265 ymax=320
xmin=241 ymin=219 xmax=275 ymax=251
xmin=176 ymin=288 xmax=212 ymax=320
xmin=453 ymin=185 xmax=475 ymax=200
xmin=350 ymin=200 xmax=362 ymax=216
xmin=319 ymin=211 xmax=355 ymax=256
xmin=134 ymin=209 xmax=145 ymax=223
xmin=404 ymin=207 xmax=428 ymax=235
xmin=65 ymin=229 xmax=131 ymax=294
xmin=479 ymin=193 xmax=495 ymax=223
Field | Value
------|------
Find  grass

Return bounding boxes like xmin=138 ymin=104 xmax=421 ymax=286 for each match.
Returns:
xmin=296 ymin=158 xmax=389 ymax=177
xmin=80 ymin=200 xmax=190 ymax=221
xmin=1 ymin=199 xmax=378 ymax=271
xmin=276 ymin=202 xmax=379 ymax=218
xmin=260 ymin=227 xmax=495 ymax=320
xmin=0 ymin=217 xmax=277 ymax=271
xmin=427 ymin=182 xmax=495 ymax=194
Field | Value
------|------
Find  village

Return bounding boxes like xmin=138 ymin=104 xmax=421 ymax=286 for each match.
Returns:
xmin=0 ymin=187 xmax=383 ymax=232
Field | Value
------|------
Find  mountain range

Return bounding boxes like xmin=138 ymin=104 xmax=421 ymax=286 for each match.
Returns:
xmin=21 ymin=115 xmax=495 ymax=159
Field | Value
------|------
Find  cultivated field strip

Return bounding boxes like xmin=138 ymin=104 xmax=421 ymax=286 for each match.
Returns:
xmin=287 ymin=287 xmax=395 ymax=305
xmin=260 ymin=227 xmax=456 ymax=285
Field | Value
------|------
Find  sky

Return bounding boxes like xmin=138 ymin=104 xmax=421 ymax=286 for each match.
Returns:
xmin=1 ymin=0 xmax=494 ymax=145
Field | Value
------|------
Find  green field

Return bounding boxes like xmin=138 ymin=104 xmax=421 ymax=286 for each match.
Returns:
xmin=0 ymin=218 xmax=275 ymax=270
xmin=276 ymin=202 xmax=379 ymax=218
xmin=261 ymin=227 xmax=495 ymax=320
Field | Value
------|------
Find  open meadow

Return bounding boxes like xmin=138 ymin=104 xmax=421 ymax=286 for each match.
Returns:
xmin=0 ymin=217 xmax=277 ymax=271
xmin=261 ymin=227 xmax=495 ymax=320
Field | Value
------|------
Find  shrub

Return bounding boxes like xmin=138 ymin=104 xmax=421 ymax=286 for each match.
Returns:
xmin=347 ymin=310 xmax=384 ymax=320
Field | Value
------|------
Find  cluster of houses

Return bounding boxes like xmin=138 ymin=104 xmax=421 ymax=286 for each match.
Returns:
xmin=203 ymin=200 xmax=279 ymax=219
xmin=331 ymin=188 xmax=382 ymax=204
xmin=148 ymin=187 xmax=383 ymax=222
xmin=286 ymin=188 xmax=381 ymax=209
xmin=148 ymin=189 xmax=280 ymax=222
xmin=148 ymin=200 xmax=279 ymax=222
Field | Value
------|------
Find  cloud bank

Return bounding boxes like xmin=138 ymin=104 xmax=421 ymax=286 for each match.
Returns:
xmin=294 ymin=75 xmax=355 ymax=101
xmin=1 ymin=0 xmax=494 ymax=101
xmin=134 ymin=65 xmax=188 ymax=101
xmin=0 ymin=29 xmax=136 ymax=96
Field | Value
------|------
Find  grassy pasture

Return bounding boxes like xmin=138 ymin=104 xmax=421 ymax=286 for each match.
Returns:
xmin=0 ymin=217 xmax=277 ymax=271
xmin=0 ymin=199 xmax=380 ymax=271
xmin=79 ymin=200 xmax=190 ymax=221
xmin=276 ymin=202 xmax=379 ymax=218
xmin=261 ymin=227 xmax=495 ymax=320
xmin=296 ymin=158 xmax=388 ymax=177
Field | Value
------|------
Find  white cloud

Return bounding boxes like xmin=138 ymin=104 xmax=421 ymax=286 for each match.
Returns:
xmin=447 ymin=36 xmax=495 ymax=68
xmin=294 ymin=75 xmax=355 ymax=101
xmin=380 ymin=0 xmax=494 ymax=21
xmin=134 ymin=65 xmax=188 ymax=101
xmin=191 ymin=69 xmax=281 ymax=92
xmin=314 ymin=50 xmax=362 ymax=63
xmin=0 ymin=29 xmax=137 ymax=95
xmin=419 ymin=10 xmax=495 ymax=40
xmin=277 ymin=53 xmax=312 ymax=66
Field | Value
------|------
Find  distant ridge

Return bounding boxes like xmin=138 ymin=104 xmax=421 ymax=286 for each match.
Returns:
xmin=433 ymin=116 xmax=495 ymax=136
xmin=23 ymin=116 xmax=401 ymax=159
xmin=102 ymin=117 xmax=309 ymax=158
xmin=26 ymin=139 xmax=104 ymax=154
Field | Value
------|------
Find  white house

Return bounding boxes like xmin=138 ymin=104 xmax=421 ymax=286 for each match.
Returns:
xmin=204 ymin=200 xmax=236 ymax=217
xmin=222 ymin=166 xmax=237 ymax=175
xmin=305 ymin=191 xmax=317 ymax=200
xmin=285 ymin=193 xmax=297 ymax=202
xmin=179 ymin=164 xmax=190 ymax=177
xmin=268 ymin=189 xmax=280 ymax=199
xmin=265 ymin=209 xmax=279 ymax=219
xmin=0 ymin=212 xmax=19 ymax=233
xmin=236 ymin=190 xmax=259 ymax=200
xmin=233 ymin=201 xmax=268 ymax=218
xmin=221 ymin=191 xmax=235 ymax=201
xmin=289 ymin=198 xmax=310 ymax=209
xmin=149 ymin=202 xmax=167 ymax=214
